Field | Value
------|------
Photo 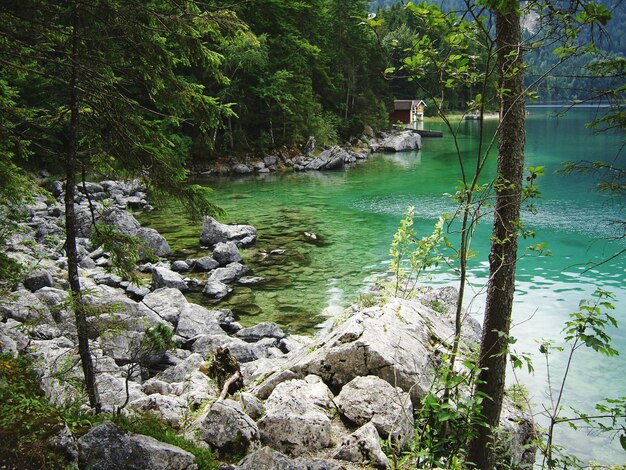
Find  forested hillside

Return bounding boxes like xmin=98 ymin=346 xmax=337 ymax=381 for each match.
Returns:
xmin=371 ymin=0 xmax=626 ymax=103
xmin=0 ymin=0 xmax=390 ymax=167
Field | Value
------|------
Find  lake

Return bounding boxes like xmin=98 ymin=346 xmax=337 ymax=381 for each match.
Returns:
xmin=144 ymin=107 xmax=625 ymax=464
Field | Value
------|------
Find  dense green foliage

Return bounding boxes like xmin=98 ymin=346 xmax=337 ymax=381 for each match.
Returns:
xmin=0 ymin=354 xmax=70 ymax=469
xmin=0 ymin=353 xmax=218 ymax=469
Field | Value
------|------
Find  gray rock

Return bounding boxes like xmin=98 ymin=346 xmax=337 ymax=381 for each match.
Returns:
xmin=191 ymin=334 xmax=260 ymax=363
xmin=334 ymin=422 xmax=389 ymax=469
xmin=92 ymin=272 xmax=123 ymax=287
xmin=371 ymin=131 xmax=421 ymax=152
xmin=236 ymin=446 xmax=292 ymax=470
xmin=195 ymin=399 xmax=259 ymax=453
xmin=236 ymin=447 xmax=345 ymax=470
xmin=24 ymin=270 xmax=53 ymax=292
xmin=79 ymin=181 xmax=104 ymax=194
xmin=192 ymin=256 xmax=219 ymax=272
xmin=129 ymin=394 xmax=188 ymax=429
xmin=306 ymin=146 xmax=346 ymax=171
xmin=212 ymin=241 xmax=243 ymax=266
xmin=125 ymin=196 xmax=147 ymax=210
xmin=141 ymin=378 xmax=171 ymax=396
xmin=334 ymin=375 xmax=413 ymax=447
xmin=176 ymin=304 xmax=225 ymax=339
xmin=152 ymin=267 xmax=188 ymax=292
xmin=50 ymin=180 xmax=64 ymax=198
xmin=0 ymin=289 xmax=53 ymax=324
xmin=47 ymin=424 xmax=79 ymax=468
xmin=79 ymin=256 xmax=97 ymax=269
xmin=78 ymin=421 xmax=197 ymax=470
xmin=237 ymin=276 xmax=265 ymax=285
xmin=155 ymin=353 xmax=204 ymax=383
xmin=273 ymin=297 xmax=462 ymax=405
xmin=99 ymin=330 xmax=145 ymax=364
xmin=232 ymin=164 xmax=253 ymax=174
xmin=208 ymin=262 xmax=249 ymax=284
xmin=96 ymin=373 xmax=146 ymax=412
xmin=126 ymin=284 xmax=150 ymax=299
xmin=171 ymin=260 xmax=190 ymax=272
xmin=199 ymin=217 xmax=257 ymax=248
xmin=136 ymin=227 xmax=171 ymax=259
xmin=258 ymin=375 xmax=334 ymax=455
xmin=202 ymin=280 xmax=232 ymax=300
xmin=142 ymin=288 xmax=188 ymax=325
xmin=263 ymin=155 xmax=278 ymax=167
xmin=252 ymin=369 xmax=299 ymax=400
xmin=100 ymin=208 xmax=141 ymax=235
xmin=235 ymin=322 xmax=286 ymax=342
xmin=239 ymin=392 xmax=265 ymax=420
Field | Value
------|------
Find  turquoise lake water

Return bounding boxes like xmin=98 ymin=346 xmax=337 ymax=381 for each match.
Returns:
xmin=144 ymin=107 xmax=625 ymax=464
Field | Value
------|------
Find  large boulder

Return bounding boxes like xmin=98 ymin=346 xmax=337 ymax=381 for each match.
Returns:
xmin=305 ymin=146 xmax=347 ymax=171
xmin=136 ymin=227 xmax=171 ymax=259
xmin=129 ymin=394 xmax=189 ymax=429
xmin=212 ymin=241 xmax=243 ymax=266
xmin=175 ymin=304 xmax=225 ymax=339
xmin=258 ymin=375 xmax=335 ymax=455
xmin=152 ymin=267 xmax=188 ymax=292
xmin=202 ymin=280 xmax=232 ymax=300
xmin=207 ymin=262 xmax=249 ymax=284
xmin=141 ymin=288 xmax=188 ymax=325
xmin=199 ymin=217 xmax=256 ymax=248
xmin=77 ymin=421 xmax=197 ymax=470
xmin=100 ymin=208 xmax=141 ymax=235
xmin=252 ymin=296 xmax=480 ymax=406
xmin=334 ymin=422 xmax=389 ymax=469
xmin=96 ymin=373 xmax=146 ymax=412
xmin=23 ymin=269 xmax=53 ymax=292
xmin=235 ymin=322 xmax=286 ymax=342
xmin=192 ymin=256 xmax=219 ymax=272
xmin=371 ymin=131 xmax=421 ymax=152
xmin=194 ymin=399 xmax=259 ymax=453
xmin=334 ymin=375 xmax=414 ymax=447
xmin=190 ymin=334 xmax=266 ymax=364
xmin=237 ymin=447 xmax=344 ymax=470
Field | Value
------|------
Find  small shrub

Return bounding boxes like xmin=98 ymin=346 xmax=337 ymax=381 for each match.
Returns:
xmin=429 ymin=299 xmax=447 ymax=314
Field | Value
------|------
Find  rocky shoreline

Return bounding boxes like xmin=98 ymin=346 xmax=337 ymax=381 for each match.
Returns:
xmin=191 ymin=129 xmax=422 ymax=177
xmin=1 ymin=165 xmax=534 ymax=468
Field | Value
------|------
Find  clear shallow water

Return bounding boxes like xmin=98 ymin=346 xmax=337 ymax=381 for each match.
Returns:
xmin=143 ymin=108 xmax=625 ymax=464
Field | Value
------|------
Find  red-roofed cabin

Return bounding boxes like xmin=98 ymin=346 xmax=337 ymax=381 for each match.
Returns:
xmin=390 ymin=100 xmax=426 ymax=126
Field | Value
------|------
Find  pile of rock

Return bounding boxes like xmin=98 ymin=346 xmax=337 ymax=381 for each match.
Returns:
xmin=1 ymin=181 xmax=534 ymax=469
xmin=192 ymin=128 xmax=420 ymax=177
xmin=1 ymin=275 xmax=535 ymax=469
xmin=292 ymin=145 xmax=369 ymax=172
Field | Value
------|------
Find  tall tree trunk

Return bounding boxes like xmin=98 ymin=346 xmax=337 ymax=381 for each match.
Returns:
xmin=65 ymin=3 xmax=100 ymax=411
xmin=467 ymin=2 xmax=525 ymax=468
